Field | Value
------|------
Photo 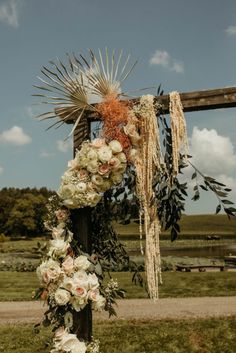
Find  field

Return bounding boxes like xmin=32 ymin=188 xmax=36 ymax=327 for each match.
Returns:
xmin=0 ymin=271 xmax=236 ymax=301
xmin=0 ymin=317 xmax=235 ymax=353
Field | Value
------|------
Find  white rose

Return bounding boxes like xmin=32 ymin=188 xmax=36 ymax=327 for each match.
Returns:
xmin=58 ymin=184 xmax=77 ymax=200
xmin=52 ymin=226 xmax=65 ymax=239
xmin=70 ymin=296 xmax=87 ymax=312
xmin=54 ymin=326 xmax=67 ymax=341
xmin=86 ymin=160 xmax=99 ymax=174
xmin=98 ymin=163 xmax=111 ymax=176
xmin=76 ymin=169 xmax=89 ymax=181
xmin=68 ymin=159 xmax=79 ymax=170
xmin=61 ymin=333 xmax=86 ymax=353
xmin=76 ymin=156 xmax=88 ymax=168
xmin=109 ymin=157 xmax=121 ymax=170
xmin=109 ymin=140 xmax=123 ymax=153
xmin=117 ymin=152 xmax=127 ymax=163
xmin=92 ymin=294 xmax=106 ymax=311
xmin=54 ymin=288 xmax=71 ymax=306
xmin=87 ymin=273 xmax=99 ymax=290
xmin=55 ymin=209 xmax=69 ymax=222
xmin=86 ymin=192 xmax=102 ymax=207
xmin=97 ymin=145 xmax=112 ymax=162
xmin=74 ymin=255 xmax=91 ymax=271
xmin=76 ymin=182 xmax=87 ymax=193
xmin=48 ymin=239 xmax=70 ymax=258
xmin=87 ymin=149 xmax=98 ymax=160
xmin=37 ymin=259 xmax=61 ymax=284
xmin=62 ymin=276 xmax=75 ymax=292
xmin=62 ymin=256 xmax=74 ymax=275
xmin=91 ymin=174 xmax=104 ymax=186
xmin=73 ymin=270 xmax=89 ymax=289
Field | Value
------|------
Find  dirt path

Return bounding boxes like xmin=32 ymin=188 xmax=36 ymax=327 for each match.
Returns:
xmin=0 ymin=297 xmax=236 ymax=324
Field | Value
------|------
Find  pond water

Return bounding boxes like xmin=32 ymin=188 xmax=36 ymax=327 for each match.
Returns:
xmin=130 ymin=244 xmax=236 ymax=259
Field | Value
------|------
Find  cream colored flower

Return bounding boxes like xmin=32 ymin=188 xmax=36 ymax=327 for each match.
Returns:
xmin=48 ymin=239 xmax=70 ymax=258
xmin=68 ymin=159 xmax=79 ymax=170
xmin=55 ymin=209 xmax=69 ymax=222
xmin=86 ymin=192 xmax=102 ymax=206
xmin=92 ymin=294 xmax=106 ymax=311
xmin=54 ymin=326 xmax=67 ymax=340
xmin=60 ymin=333 xmax=87 ymax=353
xmin=70 ymin=296 xmax=87 ymax=312
xmin=74 ymin=255 xmax=91 ymax=271
xmin=54 ymin=288 xmax=71 ymax=306
xmin=88 ymin=273 xmax=99 ymax=290
xmin=117 ymin=152 xmax=127 ymax=163
xmin=98 ymin=163 xmax=110 ymax=176
xmin=87 ymin=148 xmax=98 ymax=160
xmin=76 ymin=182 xmax=87 ymax=193
xmin=52 ymin=226 xmax=65 ymax=239
xmin=62 ymin=256 xmax=74 ymax=275
xmin=36 ymin=259 xmax=61 ymax=285
xmin=76 ymin=169 xmax=89 ymax=181
xmin=86 ymin=160 xmax=99 ymax=174
xmin=109 ymin=140 xmax=123 ymax=153
xmin=73 ymin=270 xmax=89 ymax=289
xmin=109 ymin=157 xmax=121 ymax=170
xmin=91 ymin=174 xmax=104 ymax=186
xmin=64 ymin=311 xmax=73 ymax=329
xmin=91 ymin=138 xmax=106 ymax=148
xmin=97 ymin=145 xmax=112 ymax=162
xmin=123 ymin=123 xmax=141 ymax=145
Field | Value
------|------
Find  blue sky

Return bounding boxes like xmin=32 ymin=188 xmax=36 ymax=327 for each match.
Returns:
xmin=1 ymin=0 xmax=236 ymax=214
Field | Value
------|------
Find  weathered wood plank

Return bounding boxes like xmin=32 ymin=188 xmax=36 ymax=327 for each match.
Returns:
xmin=155 ymin=86 xmax=236 ymax=114
xmin=59 ymin=87 xmax=236 ymax=124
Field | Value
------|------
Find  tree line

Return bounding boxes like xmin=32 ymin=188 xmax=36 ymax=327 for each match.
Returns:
xmin=0 ymin=187 xmax=56 ymax=237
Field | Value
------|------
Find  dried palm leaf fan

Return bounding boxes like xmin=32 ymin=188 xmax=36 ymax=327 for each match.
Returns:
xmin=33 ymin=49 xmax=137 ymax=143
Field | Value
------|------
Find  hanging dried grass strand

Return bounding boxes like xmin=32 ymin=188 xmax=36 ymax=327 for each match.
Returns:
xmin=134 ymin=95 xmax=162 ymax=300
xmin=169 ymin=91 xmax=189 ymax=175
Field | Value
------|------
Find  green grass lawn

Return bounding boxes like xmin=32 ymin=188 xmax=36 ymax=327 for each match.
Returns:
xmin=0 ymin=271 xmax=235 ymax=301
xmin=1 ymin=317 xmax=235 ymax=353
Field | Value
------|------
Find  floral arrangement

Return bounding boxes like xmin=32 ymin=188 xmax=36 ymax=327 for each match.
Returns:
xmin=35 ymin=48 xmax=222 ymax=350
xmin=58 ymin=138 xmax=127 ymax=209
xmin=36 ymin=206 xmax=107 ymax=352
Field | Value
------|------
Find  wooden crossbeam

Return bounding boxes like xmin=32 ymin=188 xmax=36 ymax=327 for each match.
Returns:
xmin=60 ymin=87 xmax=236 ymax=126
xmin=155 ymin=86 xmax=236 ymax=114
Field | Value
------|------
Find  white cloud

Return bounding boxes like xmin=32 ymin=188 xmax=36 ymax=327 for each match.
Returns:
xmin=149 ymin=50 xmax=184 ymax=73
xmin=0 ymin=126 xmax=32 ymax=145
xmin=225 ymin=26 xmax=236 ymax=35
xmin=0 ymin=0 xmax=21 ymax=28
xmin=0 ymin=165 xmax=3 ymax=174
xmin=56 ymin=139 xmax=73 ymax=153
xmin=189 ymin=127 xmax=236 ymax=176
xmin=40 ymin=151 xmax=55 ymax=158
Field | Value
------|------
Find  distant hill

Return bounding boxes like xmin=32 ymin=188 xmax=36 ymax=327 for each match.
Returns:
xmin=115 ymin=214 xmax=236 ymax=238
xmin=179 ymin=214 xmax=236 ymax=235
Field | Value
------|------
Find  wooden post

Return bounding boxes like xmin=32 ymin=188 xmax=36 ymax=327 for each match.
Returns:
xmin=71 ymin=115 xmax=92 ymax=342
